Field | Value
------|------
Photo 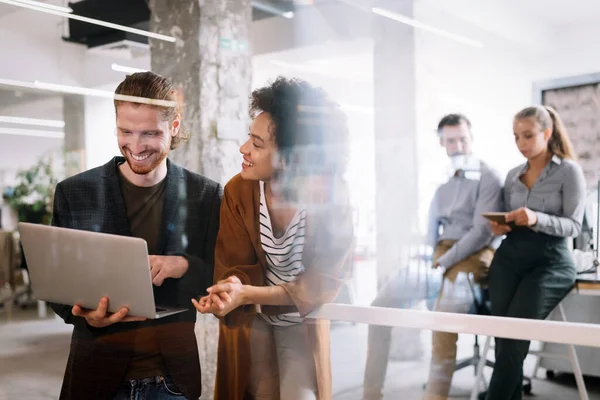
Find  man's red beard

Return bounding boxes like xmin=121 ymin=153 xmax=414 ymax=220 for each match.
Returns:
xmin=120 ymin=133 xmax=172 ymax=175
xmin=121 ymin=146 xmax=169 ymax=175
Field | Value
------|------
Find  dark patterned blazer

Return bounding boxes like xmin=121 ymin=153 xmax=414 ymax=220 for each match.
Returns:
xmin=50 ymin=156 xmax=222 ymax=400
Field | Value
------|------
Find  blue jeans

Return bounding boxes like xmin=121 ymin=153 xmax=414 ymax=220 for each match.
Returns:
xmin=113 ymin=376 xmax=187 ymax=400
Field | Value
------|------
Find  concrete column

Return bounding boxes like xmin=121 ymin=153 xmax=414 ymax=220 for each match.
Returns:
xmin=373 ymin=0 xmax=419 ymax=284
xmin=149 ymin=1 xmax=253 ymax=398
xmin=62 ymin=94 xmax=87 ymax=177
xmin=150 ymin=0 xmax=252 ymax=185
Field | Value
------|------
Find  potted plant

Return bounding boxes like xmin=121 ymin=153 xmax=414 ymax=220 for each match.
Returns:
xmin=2 ymin=155 xmax=58 ymax=225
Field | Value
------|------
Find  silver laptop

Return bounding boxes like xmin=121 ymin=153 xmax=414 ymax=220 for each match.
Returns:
xmin=18 ymin=222 xmax=187 ymax=319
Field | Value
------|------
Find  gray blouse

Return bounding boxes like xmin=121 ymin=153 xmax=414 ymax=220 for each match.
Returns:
xmin=503 ymin=155 xmax=586 ymax=237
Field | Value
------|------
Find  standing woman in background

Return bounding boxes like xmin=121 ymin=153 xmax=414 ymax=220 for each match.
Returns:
xmin=485 ymin=105 xmax=586 ymax=400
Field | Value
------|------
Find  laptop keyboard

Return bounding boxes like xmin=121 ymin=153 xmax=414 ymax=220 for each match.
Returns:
xmin=155 ymin=307 xmax=167 ymax=312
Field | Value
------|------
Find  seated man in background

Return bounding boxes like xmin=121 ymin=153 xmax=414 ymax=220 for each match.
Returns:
xmin=50 ymin=71 xmax=222 ymax=400
xmin=363 ymin=114 xmax=503 ymax=400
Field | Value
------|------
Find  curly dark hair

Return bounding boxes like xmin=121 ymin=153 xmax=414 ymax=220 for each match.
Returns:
xmin=249 ymin=76 xmax=349 ymax=178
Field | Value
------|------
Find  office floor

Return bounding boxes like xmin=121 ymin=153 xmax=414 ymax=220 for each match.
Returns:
xmin=1 ymin=260 xmax=599 ymax=400
xmin=331 ymin=323 xmax=600 ymax=399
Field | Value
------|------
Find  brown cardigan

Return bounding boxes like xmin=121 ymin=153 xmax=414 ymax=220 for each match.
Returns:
xmin=213 ymin=173 xmax=355 ymax=400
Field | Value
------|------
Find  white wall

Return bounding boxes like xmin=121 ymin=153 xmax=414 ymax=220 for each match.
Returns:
xmin=0 ymin=95 xmax=64 ymax=184
xmin=412 ymin=2 xmax=554 ymax=233
xmin=0 ymin=10 xmax=84 ymax=86
xmin=0 ymin=95 xmax=63 ymax=120
xmin=251 ymin=1 xmax=371 ymax=56
xmin=535 ymin=19 xmax=600 ymax=81
xmin=84 ymin=83 xmax=121 ymax=170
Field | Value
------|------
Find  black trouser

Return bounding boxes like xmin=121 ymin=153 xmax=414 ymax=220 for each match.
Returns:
xmin=486 ymin=229 xmax=576 ymax=400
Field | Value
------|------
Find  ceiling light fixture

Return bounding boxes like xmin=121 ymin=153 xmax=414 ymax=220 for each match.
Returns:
xmin=0 ymin=78 xmax=176 ymax=107
xmin=0 ymin=127 xmax=64 ymax=139
xmin=0 ymin=77 xmax=38 ymax=90
xmin=372 ymin=7 xmax=483 ymax=48
xmin=0 ymin=116 xmax=65 ymax=128
xmin=33 ymin=80 xmax=114 ymax=97
xmin=33 ymin=81 xmax=176 ymax=107
xmin=111 ymin=63 xmax=148 ymax=74
xmin=252 ymin=0 xmax=294 ymax=19
xmin=0 ymin=0 xmax=177 ymax=43
xmin=13 ymin=0 xmax=72 ymax=13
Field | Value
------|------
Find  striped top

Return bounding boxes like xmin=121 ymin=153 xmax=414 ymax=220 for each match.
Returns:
xmin=258 ymin=180 xmax=307 ymax=326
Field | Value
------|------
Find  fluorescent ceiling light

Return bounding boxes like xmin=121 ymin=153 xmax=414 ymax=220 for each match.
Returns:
xmin=33 ymin=81 xmax=177 ymax=107
xmin=0 ymin=77 xmax=38 ymax=90
xmin=13 ymin=0 xmax=72 ymax=13
xmin=34 ymin=80 xmax=114 ymax=97
xmin=0 ymin=127 xmax=64 ymax=139
xmin=372 ymin=7 xmax=483 ymax=48
xmin=111 ymin=63 xmax=148 ymax=74
xmin=0 ymin=116 xmax=65 ymax=128
xmin=0 ymin=78 xmax=177 ymax=107
xmin=0 ymin=0 xmax=177 ymax=43
xmin=252 ymin=0 xmax=294 ymax=19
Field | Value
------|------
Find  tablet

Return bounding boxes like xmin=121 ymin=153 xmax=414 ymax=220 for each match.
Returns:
xmin=482 ymin=212 xmax=510 ymax=225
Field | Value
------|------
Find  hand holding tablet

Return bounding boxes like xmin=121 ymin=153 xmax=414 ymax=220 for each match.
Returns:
xmin=482 ymin=212 xmax=514 ymax=235
xmin=482 ymin=212 xmax=510 ymax=224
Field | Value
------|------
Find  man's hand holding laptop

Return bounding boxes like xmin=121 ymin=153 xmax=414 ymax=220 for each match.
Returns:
xmin=72 ymin=296 xmax=146 ymax=328
xmin=71 ymin=255 xmax=188 ymax=327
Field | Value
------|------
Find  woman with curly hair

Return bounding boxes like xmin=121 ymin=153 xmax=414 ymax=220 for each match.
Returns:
xmin=193 ymin=77 xmax=355 ymax=400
